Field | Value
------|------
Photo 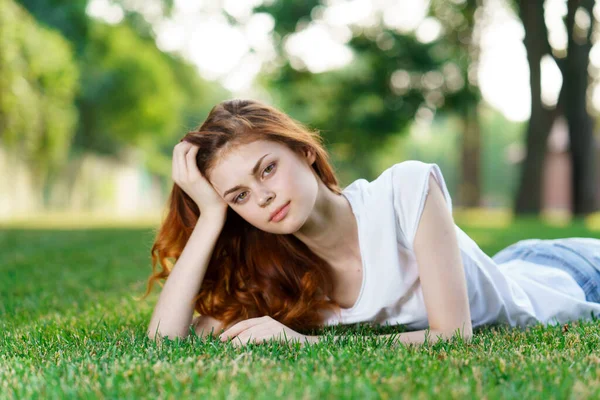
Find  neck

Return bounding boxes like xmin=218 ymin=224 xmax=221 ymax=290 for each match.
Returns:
xmin=292 ymin=178 xmax=360 ymax=272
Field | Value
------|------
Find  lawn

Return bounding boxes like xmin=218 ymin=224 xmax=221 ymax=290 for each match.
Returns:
xmin=2 ymin=213 xmax=600 ymax=399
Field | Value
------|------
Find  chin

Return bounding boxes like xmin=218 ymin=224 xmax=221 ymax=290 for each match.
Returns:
xmin=270 ymin=219 xmax=304 ymax=235
xmin=285 ymin=215 xmax=311 ymax=234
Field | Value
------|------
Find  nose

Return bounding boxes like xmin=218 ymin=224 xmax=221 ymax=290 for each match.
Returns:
xmin=258 ymin=188 xmax=275 ymax=207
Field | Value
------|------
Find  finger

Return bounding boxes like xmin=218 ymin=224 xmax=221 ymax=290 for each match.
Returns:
xmin=178 ymin=142 xmax=193 ymax=178
xmin=172 ymin=144 xmax=181 ymax=181
xmin=242 ymin=326 xmax=296 ymax=347
xmin=185 ymin=145 xmax=201 ymax=178
xmin=231 ymin=332 xmax=270 ymax=348
xmin=173 ymin=142 xmax=189 ymax=181
xmin=220 ymin=316 xmax=267 ymax=341
xmin=221 ymin=320 xmax=262 ymax=342
xmin=235 ymin=327 xmax=270 ymax=345
xmin=230 ymin=327 xmax=295 ymax=348
xmin=231 ymin=335 xmax=251 ymax=348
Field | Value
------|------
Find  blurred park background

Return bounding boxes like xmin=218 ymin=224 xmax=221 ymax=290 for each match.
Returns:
xmin=3 ymin=3 xmax=600 ymax=396
xmin=2 ymin=0 xmax=600 ymax=226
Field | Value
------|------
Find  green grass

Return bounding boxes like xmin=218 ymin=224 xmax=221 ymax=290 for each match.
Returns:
xmin=2 ymin=216 xmax=600 ymax=399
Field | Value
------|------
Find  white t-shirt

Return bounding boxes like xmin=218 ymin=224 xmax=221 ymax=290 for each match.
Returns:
xmin=322 ymin=160 xmax=600 ymax=330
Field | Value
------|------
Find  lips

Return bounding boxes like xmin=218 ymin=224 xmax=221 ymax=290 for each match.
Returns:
xmin=270 ymin=201 xmax=290 ymax=222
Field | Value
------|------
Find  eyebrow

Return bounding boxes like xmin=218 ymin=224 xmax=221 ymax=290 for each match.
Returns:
xmin=223 ymin=153 xmax=271 ymax=198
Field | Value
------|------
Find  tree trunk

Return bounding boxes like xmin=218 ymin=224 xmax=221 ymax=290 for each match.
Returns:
xmin=457 ymin=0 xmax=482 ymax=208
xmin=564 ymin=0 xmax=597 ymax=215
xmin=514 ymin=0 xmax=555 ymax=215
xmin=459 ymin=104 xmax=481 ymax=207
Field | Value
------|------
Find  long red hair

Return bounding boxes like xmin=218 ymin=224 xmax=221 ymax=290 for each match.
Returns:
xmin=140 ymin=99 xmax=345 ymax=332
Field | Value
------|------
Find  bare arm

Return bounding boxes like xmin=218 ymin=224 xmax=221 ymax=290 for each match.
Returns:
xmin=306 ymin=328 xmax=469 ymax=347
xmin=147 ymin=214 xmax=225 ymax=340
xmin=308 ymin=175 xmax=472 ymax=347
xmin=413 ymin=174 xmax=472 ymax=338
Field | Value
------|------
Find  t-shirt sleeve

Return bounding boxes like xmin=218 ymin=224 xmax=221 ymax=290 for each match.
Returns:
xmin=391 ymin=160 xmax=453 ymax=248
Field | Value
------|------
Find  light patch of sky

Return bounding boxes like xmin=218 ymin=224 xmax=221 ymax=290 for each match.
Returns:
xmin=184 ymin=15 xmax=249 ymax=81
xmin=476 ymin=0 xmax=577 ymax=121
xmin=591 ymin=41 xmax=600 ymax=67
xmin=477 ymin=0 xmax=530 ymax=121
xmin=416 ymin=17 xmax=444 ymax=44
xmin=86 ymin=0 xmax=600 ymax=121
xmin=593 ymin=86 xmax=600 ymax=112
xmin=322 ymin=0 xmax=373 ymax=26
xmin=284 ymin=23 xmax=353 ymax=73
xmin=545 ymin=0 xmax=568 ymax=51
xmin=541 ymin=54 xmax=563 ymax=107
xmin=173 ymin=0 xmax=204 ymax=14
xmin=591 ymin=1 xmax=600 ymax=68
xmin=121 ymin=0 xmax=165 ymax=24
xmin=223 ymin=0 xmax=265 ymax=22
xmin=271 ymin=0 xmax=431 ymax=76
xmin=86 ymin=0 xmax=124 ymax=24
xmin=381 ymin=0 xmax=430 ymax=32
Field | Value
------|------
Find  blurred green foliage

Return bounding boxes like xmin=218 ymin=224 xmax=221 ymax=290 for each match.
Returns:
xmin=253 ymin=0 xmax=481 ymax=182
xmin=75 ymin=21 xmax=184 ymax=155
xmin=4 ymin=0 xmax=229 ymax=196
xmin=372 ymin=105 xmax=525 ymax=207
xmin=0 ymin=0 xmax=79 ymax=186
xmin=0 ymin=0 xmax=558 ymax=211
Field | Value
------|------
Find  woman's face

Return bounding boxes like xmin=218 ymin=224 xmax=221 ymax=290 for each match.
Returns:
xmin=207 ymin=139 xmax=318 ymax=234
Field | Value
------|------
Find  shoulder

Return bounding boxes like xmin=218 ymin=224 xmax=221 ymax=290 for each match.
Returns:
xmin=387 ymin=160 xmax=454 ymax=244
xmin=342 ymin=160 xmax=450 ymax=208
xmin=352 ymin=160 xmax=433 ymax=189
xmin=389 ymin=160 xmax=449 ymax=197
xmin=388 ymin=160 xmax=440 ymax=182
xmin=372 ymin=160 xmax=447 ymax=202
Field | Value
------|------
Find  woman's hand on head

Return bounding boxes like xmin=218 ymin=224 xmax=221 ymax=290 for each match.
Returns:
xmin=172 ymin=141 xmax=228 ymax=217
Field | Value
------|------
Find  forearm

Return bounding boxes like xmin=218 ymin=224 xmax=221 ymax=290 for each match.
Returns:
xmin=307 ymin=328 xmax=472 ymax=347
xmin=147 ymin=214 xmax=225 ymax=340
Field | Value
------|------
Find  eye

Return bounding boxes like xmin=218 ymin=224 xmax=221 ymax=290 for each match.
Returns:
xmin=263 ymin=162 xmax=276 ymax=175
xmin=233 ymin=162 xmax=277 ymax=204
xmin=234 ymin=191 xmax=248 ymax=204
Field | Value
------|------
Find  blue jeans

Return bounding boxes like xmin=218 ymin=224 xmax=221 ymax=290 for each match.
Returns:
xmin=491 ymin=238 xmax=600 ymax=303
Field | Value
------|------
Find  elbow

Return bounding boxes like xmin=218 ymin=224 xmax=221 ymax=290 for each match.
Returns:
xmin=456 ymin=324 xmax=473 ymax=342
xmin=462 ymin=322 xmax=473 ymax=340
xmin=462 ymin=330 xmax=473 ymax=343
xmin=439 ymin=323 xmax=473 ymax=342
xmin=147 ymin=330 xmax=188 ymax=341
xmin=147 ymin=323 xmax=189 ymax=341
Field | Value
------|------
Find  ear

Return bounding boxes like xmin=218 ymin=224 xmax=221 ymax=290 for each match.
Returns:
xmin=303 ymin=146 xmax=316 ymax=165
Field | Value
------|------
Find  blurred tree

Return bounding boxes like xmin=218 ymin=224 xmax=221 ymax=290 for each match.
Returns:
xmin=0 ymin=0 xmax=79 ymax=200
xmin=514 ymin=0 xmax=598 ymax=216
xmin=16 ymin=0 xmax=174 ymax=51
xmin=245 ymin=0 xmax=483 ymax=193
xmin=429 ymin=0 xmax=483 ymax=207
xmin=563 ymin=0 xmax=597 ymax=215
xmin=141 ymin=51 xmax=231 ymax=182
xmin=374 ymin=104 xmax=524 ymax=208
xmin=74 ymin=22 xmax=184 ymax=156
xmin=259 ymin=32 xmax=451 ymax=182
xmin=16 ymin=0 xmax=230 ymax=182
xmin=15 ymin=0 xmax=90 ymax=52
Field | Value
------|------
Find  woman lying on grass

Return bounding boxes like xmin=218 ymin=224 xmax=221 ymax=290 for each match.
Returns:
xmin=143 ymin=99 xmax=600 ymax=348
